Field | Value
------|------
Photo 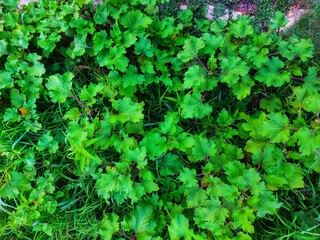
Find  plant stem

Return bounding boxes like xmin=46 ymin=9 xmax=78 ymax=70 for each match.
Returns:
xmin=196 ymin=56 xmax=209 ymax=73
xmin=70 ymin=95 xmax=91 ymax=112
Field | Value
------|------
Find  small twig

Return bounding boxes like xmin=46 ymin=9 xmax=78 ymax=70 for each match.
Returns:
xmin=201 ymin=91 xmax=208 ymax=102
xmin=132 ymin=233 xmax=137 ymax=240
xmin=196 ymin=56 xmax=209 ymax=73
xmin=291 ymin=76 xmax=304 ymax=81
xmin=132 ymin=167 xmax=139 ymax=181
xmin=70 ymin=95 xmax=91 ymax=112
xmin=93 ymin=0 xmax=101 ymax=13
xmin=76 ymin=65 xmax=91 ymax=70
xmin=80 ymin=14 xmax=91 ymax=19
xmin=267 ymin=52 xmax=279 ymax=57
xmin=117 ymin=231 xmax=132 ymax=240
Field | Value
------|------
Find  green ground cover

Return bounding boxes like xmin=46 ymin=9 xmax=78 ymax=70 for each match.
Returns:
xmin=0 ymin=0 xmax=319 ymax=239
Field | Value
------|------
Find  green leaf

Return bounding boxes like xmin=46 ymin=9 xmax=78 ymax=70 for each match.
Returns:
xmin=100 ymin=214 xmax=119 ymax=240
xmin=120 ymin=10 xmax=152 ymax=35
xmin=231 ymin=75 xmax=254 ymax=100
xmin=139 ymin=169 xmax=159 ymax=193
xmin=189 ymin=135 xmax=217 ymax=162
xmin=175 ymin=132 xmax=195 ymax=152
xmin=25 ymin=53 xmax=46 ymax=76
xmin=19 ymin=75 xmax=43 ymax=99
xmin=294 ymin=127 xmax=320 ymax=155
xmin=220 ymin=57 xmax=250 ymax=85
xmin=116 ymin=175 xmax=133 ymax=204
xmin=64 ymin=108 xmax=81 ymax=121
xmin=217 ymin=108 xmax=233 ymax=126
xmin=46 ymin=72 xmax=73 ymax=103
xmin=168 ymin=214 xmax=190 ymax=240
xmin=181 ymin=92 xmax=212 ymax=119
xmin=0 ymin=39 xmax=8 ymax=57
xmin=79 ymin=83 xmax=104 ymax=106
xmin=257 ymin=189 xmax=282 ymax=217
xmin=69 ymin=17 xmax=94 ymax=35
xmin=232 ymin=206 xmax=255 ymax=233
xmin=3 ymin=108 xmax=21 ymax=122
xmin=66 ymin=33 xmax=87 ymax=58
xmin=194 ymin=199 xmax=229 ymax=228
xmin=221 ymin=184 xmax=240 ymax=202
xmin=234 ymin=232 xmax=252 ymax=240
xmin=260 ymin=96 xmax=283 ymax=112
xmin=252 ymin=145 xmax=276 ymax=169
xmin=210 ymin=19 xmax=228 ymax=34
xmin=123 ymin=65 xmax=145 ymax=87
xmin=159 ymin=153 xmax=183 ymax=176
xmin=4 ymin=0 xmax=19 ymax=11
xmin=0 ymin=71 xmax=13 ymax=90
xmin=260 ymin=113 xmax=290 ymax=143
xmin=293 ymin=38 xmax=314 ymax=61
xmin=94 ymin=2 xmax=109 ymax=24
xmin=303 ymin=93 xmax=320 ymax=114
xmin=264 ymin=174 xmax=288 ymax=190
xmin=241 ymin=112 xmax=267 ymax=139
xmin=37 ymin=32 xmax=61 ymax=57
xmin=95 ymin=170 xmax=118 ymax=203
xmin=0 ymin=172 xmax=32 ymax=199
xmin=182 ymin=65 xmax=206 ymax=90
xmin=202 ymin=33 xmax=224 ymax=54
xmin=303 ymin=67 xmax=320 ymax=93
xmin=283 ymin=163 xmax=305 ymax=189
xmin=291 ymin=86 xmax=308 ymax=110
xmin=229 ymin=16 xmax=254 ymax=38
xmin=178 ymin=168 xmax=197 ymax=188
xmin=224 ymin=161 xmax=256 ymax=190
xmin=278 ymin=40 xmax=295 ymax=60
xmin=36 ymin=131 xmax=59 ymax=153
xmin=130 ymin=183 xmax=145 ymax=203
xmin=11 ymin=27 xmax=30 ymax=49
xmin=279 ymin=37 xmax=314 ymax=62
xmin=36 ymin=171 xmax=55 ymax=193
xmin=241 ymin=168 xmax=262 ymax=191
xmin=3 ymin=12 xmax=18 ymax=28
xmin=269 ymin=11 xmax=289 ymax=30
xmin=185 ymin=187 xmax=207 ymax=208
xmin=154 ymin=17 xmax=176 ymax=38
xmin=255 ymin=57 xmax=291 ymax=87
xmin=239 ymin=46 xmax=269 ymax=68
xmin=220 ymin=144 xmax=245 ymax=166
xmin=178 ymin=9 xmax=193 ymax=23
xmin=122 ymin=147 xmax=147 ymax=169
xmin=33 ymin=223 xmax=53 ymax=236
xmin=266 ymin=161 xmax=304 ymax=190
xmin=140 ymin=130 xmax=167 ymax=159
xmin=160 ymin=112 xmax=179 ymax=135
xmin=122 ymin=205 xmax=156 ymax=237
xmin=134 ymin=36 xmax=153 ymax=57
xmin=93 ymin=30 xmax=112 ymax=54
xmin=110 ymin=131 xmax=136 ymax=153
xmin=177 ymin=36 xmax=205 ymax=62
xmin=110 ymin=97 xmax=144 ymax=123
xmin=97 ymin=46 xmax=129 ymax=72
xmin=140 ymin=60 xmax=155 ymax=74
xmin=253 ymin=32 xmax=272 ymax=48
xmin=10 ymin=88 xmax=25 ymax=108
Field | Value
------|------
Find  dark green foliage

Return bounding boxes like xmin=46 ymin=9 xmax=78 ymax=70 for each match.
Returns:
xmin=0 ymin=0 xmax=319 ymax=239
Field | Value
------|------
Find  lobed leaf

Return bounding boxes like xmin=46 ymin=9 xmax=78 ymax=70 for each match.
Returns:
xmin=177 ymin=36 xmax=205 ymax=62
xmin=181 ymin=92 xmax=212 ymax=119
xmin=46 ymin=72 xmax=73 ymax=103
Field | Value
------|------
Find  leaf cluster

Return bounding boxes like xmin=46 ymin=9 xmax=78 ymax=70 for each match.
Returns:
xmin=0 ymin=0 xmax=319 ymax=239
